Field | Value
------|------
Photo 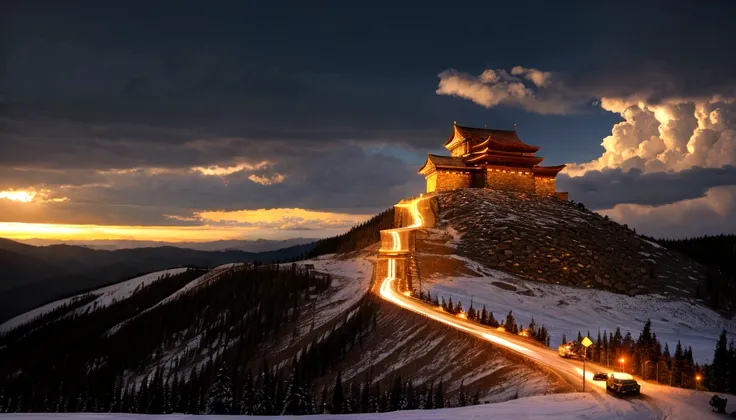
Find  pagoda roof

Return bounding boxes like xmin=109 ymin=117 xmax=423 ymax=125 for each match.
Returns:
xmin=470 ymin=136 xmax=540 ymax=154
xmin=418 ymin=154 xmax=469 ymax=175
xmin=532 ymin=165 xmax=567 ymax=177
xmin=465 ymin=151 xmax=544 ymax=167
xmin=445 ymin=123 xmax=539 ymax=152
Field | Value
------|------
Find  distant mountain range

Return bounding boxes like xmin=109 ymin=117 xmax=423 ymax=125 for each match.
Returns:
xmin=14 ymin=237 xmax=318 ymax=252
xmin=0 ymin=237 xmax=315 ymax=323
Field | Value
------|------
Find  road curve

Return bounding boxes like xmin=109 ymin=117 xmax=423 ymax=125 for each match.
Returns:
xmin=377 ymin=195 xmax=661 ymax=419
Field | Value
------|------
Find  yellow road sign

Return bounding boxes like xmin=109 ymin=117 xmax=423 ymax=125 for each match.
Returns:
xmin=581 ymin=336 xmax=593 ymax=347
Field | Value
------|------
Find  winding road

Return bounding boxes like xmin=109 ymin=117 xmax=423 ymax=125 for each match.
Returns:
xmin=376 ymin=195 xmax=723 ymax=420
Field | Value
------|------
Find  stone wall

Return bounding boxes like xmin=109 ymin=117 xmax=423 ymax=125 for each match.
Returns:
xmin=485 ymin=167 xmax=534 ymax=193
xmin=534 ymin=176 xmax=556 ymax=196
xmin=435 ymin=171 xmax=472 ymax=191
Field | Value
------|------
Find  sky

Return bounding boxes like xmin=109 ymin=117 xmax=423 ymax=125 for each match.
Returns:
xmin=1 ymin=0 xmax=735 ymax=242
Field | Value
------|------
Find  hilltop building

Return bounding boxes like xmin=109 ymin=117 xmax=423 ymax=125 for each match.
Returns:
xmin=418 ymin=122 xmax=568 ymax=199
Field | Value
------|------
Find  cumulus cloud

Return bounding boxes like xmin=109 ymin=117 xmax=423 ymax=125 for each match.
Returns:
xmin=437 ymin=65 xmax=736 ymax=176
xmin=436 ymin=68 xmax=585 ymax=115
xmin=599 ymin=185 xmax=736 ymax=238
xmin=567 ymin=98 xmax=736 ymax=175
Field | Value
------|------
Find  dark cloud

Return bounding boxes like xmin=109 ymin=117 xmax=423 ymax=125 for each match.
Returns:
xmin=601 ymin=186 xmax=736 ymax=239
xmin=1 ymin=0 xmax=734 ymax=236
xmin=558 ymin=166 xmax=736 ymax=210
xmin=0 ymin=145 xmax=422 ymax=225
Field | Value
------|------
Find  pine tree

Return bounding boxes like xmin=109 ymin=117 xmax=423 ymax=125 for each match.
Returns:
xmin=331 ymin=371 xmax=344 ymax=414
xmin=435 ymin=379 xmax=444 ymax=408
xmin=710 ymin=330 xmax=729 ymax=392
xmin=561 ymin=333 xmax=568 ymax=345
xmin=457 ymin=381 xmax=467 ymax=407
xmin=505 ymin=311 xmax=517 ymax=333
xmin=206 ymin=366 xmax=233 ymax=414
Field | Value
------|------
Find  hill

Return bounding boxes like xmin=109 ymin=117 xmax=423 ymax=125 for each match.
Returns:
xmin=419 ymin=189 xmax=709 ymax=304
xmin=0 ymin=238 xmax=314 ymax=323
xmin=654 ymin=234 xmax=736 ymax=311
xmin=15 ymin=237 xmax=318 ymax=252
xmin=0 ymin=255 xmax=565 ymax=414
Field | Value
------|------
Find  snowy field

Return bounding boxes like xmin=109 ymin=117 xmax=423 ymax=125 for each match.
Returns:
xmin=0 ymin=268 xmax=190 ymax=334
xmin=0 ymin=393 xmax=633 ymax=420
xmin=424 ymin=255 xmax=735 ymax=363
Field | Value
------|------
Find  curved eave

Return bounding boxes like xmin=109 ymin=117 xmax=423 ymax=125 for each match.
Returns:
xmin=532 ymin=164 xmax=567 ymax=177
xmin=465 ymin=147 xmax=533 ymax=158
xmin=466 ymin=153 xmax=544 ymax=166
xmin=418 ymin=159 xmax=435 ymax=175
xmin=486 ymin=137 xmax=540 ymax=153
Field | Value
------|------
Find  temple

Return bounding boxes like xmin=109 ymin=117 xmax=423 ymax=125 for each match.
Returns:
xmin=418 ymin=122 xmax=568 ymax=199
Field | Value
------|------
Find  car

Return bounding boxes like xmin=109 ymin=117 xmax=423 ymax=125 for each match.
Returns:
xmin=606 ymin=372 xmax=641 ymax=395
xmin=592 ymin=372 xmax=608 ymax=381
xmin=558 ymin=341 xmax=582 ymax=359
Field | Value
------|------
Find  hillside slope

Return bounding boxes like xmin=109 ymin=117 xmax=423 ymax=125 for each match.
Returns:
xmin=0 ymin=238 xmax=313 ymax=323
xmin=0 ymin=253 xmax=566 ymax=414
xmin=432 ymin=189 xmax=705 ymax=301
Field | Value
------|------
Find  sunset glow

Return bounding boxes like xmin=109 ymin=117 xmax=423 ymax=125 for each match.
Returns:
xmin=0 ymin=190 xmax=37 ymax=203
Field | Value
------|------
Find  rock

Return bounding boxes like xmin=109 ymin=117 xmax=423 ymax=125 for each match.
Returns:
xmin=550 ymin=258 xmax=560 ymax=263
xmin=504 ymin=250 xmax=514 ymax=256
xmin=614 ymin=282 xmax=627 ymax=291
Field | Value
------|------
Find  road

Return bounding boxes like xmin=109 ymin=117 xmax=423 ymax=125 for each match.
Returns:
xmin=377 ymin=195 xmax=726 ymax=419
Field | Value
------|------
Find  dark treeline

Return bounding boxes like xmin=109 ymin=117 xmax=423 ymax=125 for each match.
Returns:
xmin=653 ymin=234 xmax=736 ymax=311
xmin=0 ymin=264 xmax=330 ymax=413
xmin=417 ymin=291 xmax=551 ymax=346
xmin=707 ymin=330 xmax=736 ymax=394
xmin=568 ymin=320 xmax=708 ymax=389
xmin=308 ymin=208 xmax=394 ymax=258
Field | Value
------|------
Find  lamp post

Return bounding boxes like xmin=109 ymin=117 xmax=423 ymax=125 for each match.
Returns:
xmin=619 ymin=357 xmax=625 ymax=372
xmin=696 ymin=374 xmax=702 ymax=391
xmin=644 ymin=361 xmax=652 ymax=381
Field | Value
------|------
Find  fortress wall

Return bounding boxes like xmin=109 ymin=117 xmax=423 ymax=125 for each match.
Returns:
xmin=435 ymin=171 xmax=472 ymax=191
xmin=534 ymin=176 xmax=556 ymax=196
xmin=485 ymin=167 xmax=535 ymax=193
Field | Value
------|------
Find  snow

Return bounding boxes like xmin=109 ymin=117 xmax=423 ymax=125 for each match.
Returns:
xmin=71 ymin=268 xmax=190 ymax=316
xmin=7 ymin=388 xmax=735 ymax=419
xmin=0 ymin=268 xmax=189 ymax=334
xmin=0 ymin=393 xmax=638 ymax=419
xmin=0 ymin=295 xmax=80 ymax=334
xmin=641 ymin=238 xmax=664 ymax=249
xmin=105 ymin=263 xmax=243 ymax=337
xmin=424 ymin=258 xmax=736 ymax=364
xmin=289 ymin=256 xmax=374 ymax=334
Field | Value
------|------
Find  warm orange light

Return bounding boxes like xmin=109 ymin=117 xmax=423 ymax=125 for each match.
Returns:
xmin=456 ymin=311 xmax=467 ymax=319
xmin=696 ymin=375 xmax=702 ymax=381
xmin=497 ymin=326 xmax=506 ymax=332
xmin=619 ymin=358 xmax=625 ymax=363
xmin=518 ymin=330 xmax=529 ymax=337
xmin=0 ymin=190 xmax=37 ymax=203
xmin=403 ymin=290 xmax=411 ymax=297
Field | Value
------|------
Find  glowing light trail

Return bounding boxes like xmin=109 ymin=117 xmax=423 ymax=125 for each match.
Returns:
xmin=378 ymin=195 xmax=608 ymax=391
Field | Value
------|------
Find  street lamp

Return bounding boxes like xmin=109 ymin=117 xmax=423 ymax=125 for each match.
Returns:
xmin=619 ymin=358 xmax=625 ymax=372
xmin=696 ymin=374 xmax=702 ymax=391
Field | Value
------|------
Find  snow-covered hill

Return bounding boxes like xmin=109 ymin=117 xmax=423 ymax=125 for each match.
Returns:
xmin=417 ymin=227 xmax=735 ymax=364
xmin=0 ymin=268 xmax=190 ymax=334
